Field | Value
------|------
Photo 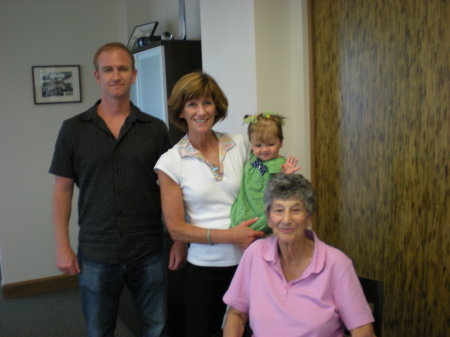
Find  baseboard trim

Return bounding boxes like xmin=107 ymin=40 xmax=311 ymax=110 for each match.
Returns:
xmin=2 ymin=274 xmax=78 ymax=299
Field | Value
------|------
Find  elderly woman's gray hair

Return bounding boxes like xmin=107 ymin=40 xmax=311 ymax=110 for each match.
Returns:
xmin=264 ymin=174 xmax=316 ymax=216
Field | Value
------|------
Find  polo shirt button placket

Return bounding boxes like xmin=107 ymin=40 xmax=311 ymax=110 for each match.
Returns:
xmin=280 ymin=284 xmax=289 ymax=301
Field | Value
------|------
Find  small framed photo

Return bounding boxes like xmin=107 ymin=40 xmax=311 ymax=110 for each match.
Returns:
xmin=127 ymin=21 xmax=158 ymax=52
xmin=32 ymin=65 xmax=81 ymax=104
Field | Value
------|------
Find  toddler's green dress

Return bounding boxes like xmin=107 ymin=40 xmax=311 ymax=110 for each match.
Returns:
xmin=230 ymin=152 xmax=286 ymax=233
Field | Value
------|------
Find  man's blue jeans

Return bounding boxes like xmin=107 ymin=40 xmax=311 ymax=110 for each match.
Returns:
xmin=78 ymin=248 xmax=168 ymax=337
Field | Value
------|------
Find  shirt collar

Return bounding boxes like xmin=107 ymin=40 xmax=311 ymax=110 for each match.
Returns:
xmin=263 ymin=230 xmax=326 ymax=279
xmin=177 ymin=131 xmax=235 ymax=158
xmin=80 ymin=100 xmax=154 ymax=123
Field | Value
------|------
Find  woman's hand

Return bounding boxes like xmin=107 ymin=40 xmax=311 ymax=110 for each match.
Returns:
xmin=158 ymin=171 xmax=264 ymax=246
xmin=231 ymin=218 xmax=265 ymax=249
xmin=281 ymin=155 xmax=301 ymax=174
xmin=168 ymin=240 xmax=187 ymax=270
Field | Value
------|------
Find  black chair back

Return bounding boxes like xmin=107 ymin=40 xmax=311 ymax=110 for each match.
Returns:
xmin=358 ymin=277 xmax=383 ymax=336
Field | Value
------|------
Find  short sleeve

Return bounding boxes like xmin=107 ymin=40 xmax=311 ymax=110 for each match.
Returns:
xmin=333 ymin=261 xmax=375 ymax=330
xmin=223 ymin=242 xmax=257 ymax=313
xmin=156 ymin=122 xmax=171 ymax=157
xmin=49 ymin=121 xmax=76 ymax=179
xmin=154 ymin=147 xmax=182 ymax=185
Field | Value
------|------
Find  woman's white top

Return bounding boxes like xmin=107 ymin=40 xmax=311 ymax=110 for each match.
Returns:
xmin=155 ymin=132 xmax=249 ymax=267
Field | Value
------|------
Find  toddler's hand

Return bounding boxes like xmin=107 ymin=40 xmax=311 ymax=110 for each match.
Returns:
xmin=282 ymin=156 xmax=301 ymax=174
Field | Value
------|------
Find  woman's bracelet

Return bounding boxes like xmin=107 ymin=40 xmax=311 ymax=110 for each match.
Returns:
xmin=206 ymin=228 xmax=213 ymax=245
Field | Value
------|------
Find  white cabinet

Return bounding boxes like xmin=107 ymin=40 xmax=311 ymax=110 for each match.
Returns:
xmin=131 ymin=41 xmax=202 ymax=142
xmin=131 ymin=46 xmax=168 ymax=124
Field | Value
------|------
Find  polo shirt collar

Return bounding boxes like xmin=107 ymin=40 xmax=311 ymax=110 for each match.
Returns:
xmin=263 ymin=230 xmax=326 ymax=280
xmin=177 ymin=131 xmax=235 ymax=158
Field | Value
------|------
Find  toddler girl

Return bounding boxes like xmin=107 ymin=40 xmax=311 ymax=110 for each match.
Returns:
xmin=230 ymin=111 xmax=300 ymax=233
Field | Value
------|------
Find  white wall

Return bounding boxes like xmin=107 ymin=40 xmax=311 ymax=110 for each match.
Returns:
xmin=200 ymin=0 xmax=258 ymax=136
xmin=0 ymin=0 xmax=200 ymax=285
xmin=0 ymin=0 xmax=308 ymax=286
xmin=201 ymin=0 xmax=311 ymax=177
xmin=0 ymin=0 xmax=126 ymax=285
xmin=254 ymin=0 xmax=311 ymax=177
xmin=145 ymin=0 xmax=201 ymax=40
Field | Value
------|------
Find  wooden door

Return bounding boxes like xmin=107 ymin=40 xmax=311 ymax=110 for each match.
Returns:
xmin=310 ymin=0 xmax=449 ymax=336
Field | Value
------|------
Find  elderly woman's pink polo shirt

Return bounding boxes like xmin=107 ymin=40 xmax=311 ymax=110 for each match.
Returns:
xmin=223 ymin=231 xmax=374 ymax=337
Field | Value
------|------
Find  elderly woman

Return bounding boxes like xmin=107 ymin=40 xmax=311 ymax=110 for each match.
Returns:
xmin=155 ymin=71 xmax=265 ymax=337
xmin=223 ymin=174 xmax=376 ymax=337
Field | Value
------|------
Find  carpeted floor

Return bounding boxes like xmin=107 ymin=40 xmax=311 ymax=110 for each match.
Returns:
xmin=0 ymin=286 xmax=135 ymax=337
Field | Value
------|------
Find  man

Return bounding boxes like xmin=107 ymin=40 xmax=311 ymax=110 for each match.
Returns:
xmin=49 ymin=42 xmax=171 ymax=337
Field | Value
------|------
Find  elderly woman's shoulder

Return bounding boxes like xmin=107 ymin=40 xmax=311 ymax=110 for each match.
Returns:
xmin=320 ymin=239 xmax=355 ymax=268
xmin=244 ymin=236 xmax=275 ymax=256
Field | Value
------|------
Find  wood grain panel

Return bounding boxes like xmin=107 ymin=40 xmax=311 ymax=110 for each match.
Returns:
xmin=311 ymin=0 xmax=342 ymax=248
xmin=310 ymin=0 xmax=449 ymax=336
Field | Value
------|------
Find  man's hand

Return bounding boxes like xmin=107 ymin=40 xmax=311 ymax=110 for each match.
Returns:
xmin=56 ymin=246 xmax=80 ymax=275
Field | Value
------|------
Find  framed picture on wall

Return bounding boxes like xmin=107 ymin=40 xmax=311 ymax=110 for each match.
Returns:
xmin=32 ymin=65 xmax=82 ymax=104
